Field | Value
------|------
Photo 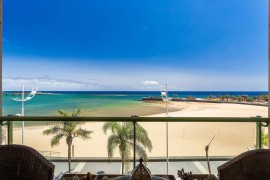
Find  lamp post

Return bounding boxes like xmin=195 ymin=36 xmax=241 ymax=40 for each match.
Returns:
xmin=12 ymin=83 xmax=38 ymax=145
xmin=161 ymin=83 xmax=172 ymax=174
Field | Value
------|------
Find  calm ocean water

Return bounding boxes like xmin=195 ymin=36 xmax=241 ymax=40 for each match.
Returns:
xmin=3 ymin=91 xmax=267 ymax=117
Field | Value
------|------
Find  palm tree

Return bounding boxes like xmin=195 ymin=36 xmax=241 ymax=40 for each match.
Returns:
xmin=247 ymin=97 xmax=253 ymax=102
xmin=225 ymin=94 xmax=230 ymax=101
xmin=261 ymin=94 xmax=269 ymax=102
xmin=208 ymin=94 xmax=213 ymax=100
xmin=237 ymin=95 xmax=242 ymax=102
xmin=43 ymin=108 xmax=93 ymax=173
xmin=220 ymin=96 xmax=225 ymax=101
xmin=103 ymin=122 xmax=152 ymax=174
xmin=253 ymin=96 xmax=258 ymax=102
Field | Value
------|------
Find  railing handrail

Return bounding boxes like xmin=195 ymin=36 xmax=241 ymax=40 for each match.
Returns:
xmin=1 ymin=116 xmax=270 ymax=122
xmin=38 ymin=150 xmax=60 ymax=157
xmin=47 ymin=156 xmax=233 ymax=162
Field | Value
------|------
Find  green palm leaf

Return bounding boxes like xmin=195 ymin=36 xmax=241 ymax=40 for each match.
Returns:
xmin=71 ymin=108 xmax=81 ymax=117
xmin=43 ymin=125 xmax=62 ymax=135
xmin=107 ymin=134 xmax=120 ymax=158
xmin=57 ymin=109 xmax=69 ymax=117
xmin=103 ymin=122 xmax=121 ymax=134
xmin=103 ymin=121 xmax=152 ymax=174
xmin=51 ymin=133 xmax=65 ymax=147
xmin=74 ymin=128 xmax=93 ymax=140
xmin=43 ymin=108 xmax=93 ymax=174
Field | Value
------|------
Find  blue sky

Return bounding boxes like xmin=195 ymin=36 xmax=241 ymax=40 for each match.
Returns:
xmin=3 ymin=0 xmax=268 ymax=91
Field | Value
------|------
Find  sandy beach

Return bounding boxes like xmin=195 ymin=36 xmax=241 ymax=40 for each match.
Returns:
xmin=13 ymin=102 xmax=268 ymax=158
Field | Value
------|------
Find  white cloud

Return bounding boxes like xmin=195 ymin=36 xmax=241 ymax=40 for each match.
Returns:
xmin=141 ymin=80 xmax=159 ymax=85
xmin=2 ymin=76 xmax=104 ymax=91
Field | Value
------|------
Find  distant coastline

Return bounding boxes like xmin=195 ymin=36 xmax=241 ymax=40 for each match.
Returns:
xmin=2 ymin=90 xmax=268 ymax=97
xmin=3 ymin=91 xmax=268 ymax=118
xmin=142 ymin=96 xmax=268 ymax=107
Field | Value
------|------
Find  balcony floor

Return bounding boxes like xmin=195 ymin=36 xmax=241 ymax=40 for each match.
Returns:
xmin=52 ymin=160 xmax=227 ymax=177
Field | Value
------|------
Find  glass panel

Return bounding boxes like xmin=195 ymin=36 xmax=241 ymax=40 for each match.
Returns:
xmin=9 ymin=120 xmax=267 ymax=177
xmin=13 ymin=121 xmax=133 ymax=175
xmin=168 ymin=122 xmax=256 ymax=176
xmin=169 ymin=122 xmax=256 ymax=156
xmin=135 ymin=122 xmax=167 ymax=174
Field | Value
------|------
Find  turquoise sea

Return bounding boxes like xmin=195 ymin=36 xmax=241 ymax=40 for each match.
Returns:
xmin=3 ymin=91 xmax=268 ymax=117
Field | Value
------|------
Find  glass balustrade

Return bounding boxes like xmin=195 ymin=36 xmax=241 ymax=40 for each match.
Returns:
xmin=1 ymin=116 xmax=269 ymax=177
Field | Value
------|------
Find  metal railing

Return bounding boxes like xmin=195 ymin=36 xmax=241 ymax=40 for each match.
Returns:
xmin=38 ymin=150 xmax=60 ymax=157
xmin=1 ymin=116 xmax=270 ymax=170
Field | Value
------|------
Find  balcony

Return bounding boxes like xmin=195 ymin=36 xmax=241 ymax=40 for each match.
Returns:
xmin=1 ymin=116 xmax=269 ymax=179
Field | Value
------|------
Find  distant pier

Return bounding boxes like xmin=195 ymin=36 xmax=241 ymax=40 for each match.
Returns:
xmin=142 ymin=96 xmax=268 ymax=107
xmin=142 ymin=96 xmax=196 ymax=102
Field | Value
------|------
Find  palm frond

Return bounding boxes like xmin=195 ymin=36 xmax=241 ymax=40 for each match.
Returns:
xmin=57 ymin=109 xmax=69 ymax=117
xmin=129 ymin=142 xmax=148 ymax=164
xmin=102 ymin=122 xmax=120 ymax=134
xmin=74 ymin=128 xmax=93 ymax=140
xmin=123 ymin=122 xmax=133 ymax=129
xmin=134 ymin=129 xmax=153 ymax=151
xmin=63 ymin=123 xmax=75 ymax=134
xmin=127 ymin=123 xmax=152 ymax=151
xmin=103 ymin=121 xmax=152 ymax=173
xmin=43 ymin=125 xmax=62 ymax=135
xmin=72 ymin=108 xmax=81 ymax=117
xmin=136 ymin=123 xmax=149 ymax=136
xmin=122 ymin=145 xmax=132 ymax=172
xmin=118 ymin=138 xmax=131 ymax=171
xmin=50 ymin=133 xmax=65 ymax=147
xmin=135 ymin=143 xmax=147 ymax=159
xmin=107 ymin=134 xmax=120 ymax=158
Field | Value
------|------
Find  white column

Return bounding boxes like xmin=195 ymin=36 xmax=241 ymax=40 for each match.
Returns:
xmin=268 ymin=0 xmax=270 ymax=148
xmin=165 ymin=83 xmax=169 ymax=174
xmin=166 ymin=121 xmax=169 ymax=174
